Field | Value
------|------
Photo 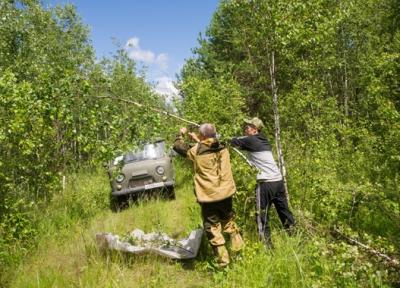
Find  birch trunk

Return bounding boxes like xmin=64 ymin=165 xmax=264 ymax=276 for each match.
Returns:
xmin=269 ymin=51 xmax=289 ymax=200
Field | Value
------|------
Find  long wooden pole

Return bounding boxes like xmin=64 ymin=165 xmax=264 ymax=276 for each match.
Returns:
xmin=96 ymin=95 xmax=256 ymax=168
xmin=96 ymin=96 xmax=199 ymax=126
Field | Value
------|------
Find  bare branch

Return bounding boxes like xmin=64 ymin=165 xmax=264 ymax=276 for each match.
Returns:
xmin=333 ymin=227 xmax=399 ymax=267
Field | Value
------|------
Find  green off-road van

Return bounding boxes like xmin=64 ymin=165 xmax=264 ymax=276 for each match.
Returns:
xmin=107 ymin=139 xmax=175 ymax=209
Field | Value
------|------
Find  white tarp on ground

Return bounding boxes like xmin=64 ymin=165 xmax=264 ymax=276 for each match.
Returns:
xmin=95 ymin=228 xmax=203 ymax=260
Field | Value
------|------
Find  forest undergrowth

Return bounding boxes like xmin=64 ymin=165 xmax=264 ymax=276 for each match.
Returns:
xmin=2 ymin=159 xmax=397 ymax=288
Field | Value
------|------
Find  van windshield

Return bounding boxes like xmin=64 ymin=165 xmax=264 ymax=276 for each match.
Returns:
xmin=124 ymin=142 xmax=165 ymax=162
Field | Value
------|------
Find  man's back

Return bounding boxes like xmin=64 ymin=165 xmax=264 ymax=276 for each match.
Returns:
xmin=174 ymin=137 xmax=236 ymax=202
xmin=173 ymin=124 xmax=244 ymax=267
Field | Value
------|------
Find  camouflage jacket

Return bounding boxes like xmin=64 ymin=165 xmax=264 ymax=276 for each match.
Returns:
xmin=173 ymin=136 xmax=236 ymax=203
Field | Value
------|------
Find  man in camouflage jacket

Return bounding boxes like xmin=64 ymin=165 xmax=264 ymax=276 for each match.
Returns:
xmin=174 ymin=123 xmax=243 ymax=267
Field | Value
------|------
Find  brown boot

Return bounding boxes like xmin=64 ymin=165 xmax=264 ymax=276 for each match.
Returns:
xmin=213 ymin=245 xmax=230 ymax=268
xmin=231 ymin=233 xmax=244 ymax=252
xmin=222 ymin=219 xmax=244 ymax=252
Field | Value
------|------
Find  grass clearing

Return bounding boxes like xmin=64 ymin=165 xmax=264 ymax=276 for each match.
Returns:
xmin=5 ymin=160 xmax=389 ymax=287
xmin=10 ymin=161 xmax=212 ymax=288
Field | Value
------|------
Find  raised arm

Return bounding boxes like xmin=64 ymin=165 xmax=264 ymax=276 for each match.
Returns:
xmin=230 ymin=136 xmax=252 ymax=150
xmin=173 ymin=127 xmax=195 ymax=157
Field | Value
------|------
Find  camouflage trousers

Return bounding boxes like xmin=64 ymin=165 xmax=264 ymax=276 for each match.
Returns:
xmin=200 ymin=197 xmax=244 ymax=266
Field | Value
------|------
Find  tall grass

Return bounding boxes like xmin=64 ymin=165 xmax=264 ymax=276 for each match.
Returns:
xmin=4 ymin=160 xmax=390 ymax=287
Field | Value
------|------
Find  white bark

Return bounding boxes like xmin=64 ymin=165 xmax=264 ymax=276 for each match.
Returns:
xmin=269 ymin=51 xmax=289 ymax=200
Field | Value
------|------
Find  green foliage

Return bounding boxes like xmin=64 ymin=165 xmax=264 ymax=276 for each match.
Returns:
xmin=177 ymin=0 xmax=400 ymax=285
xmin=177 ymin=73 xmax=245 ymax=136
xmin=0 ymin=193 xmax=38 ymax=279
xmin=230 ymin=154 xmax=257 ymax=232
xmin=3 ymin=163 xmax=391 ymax=288
xmin=0 ymin=1 xmax=166 ymax=278
xmin=1 ymin=0 xmax=399 ymax=286
xmin=0 ymin=168 xmax=110 ymax=286
xmin=89 ymin=49 xmax=165 ymax=161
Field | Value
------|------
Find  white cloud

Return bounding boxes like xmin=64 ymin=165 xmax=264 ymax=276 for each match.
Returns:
xmin=125 ymin=37 xmax=139 ymax=49
xmin=128 ymin=49 xmax=155 ymax=63
xmin=154 ymin=76 xmax=179 ymax=100
xmin=125 ymin=37 xmax=169 ymax=70
xmin=155 ymin=53 xmax=168 ymax=70
xmin=125 ymin=37 xmax=178 ymax=103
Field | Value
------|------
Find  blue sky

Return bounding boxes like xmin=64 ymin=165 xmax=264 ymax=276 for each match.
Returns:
xmin=43 ymin=0 xmax=219 ymax=97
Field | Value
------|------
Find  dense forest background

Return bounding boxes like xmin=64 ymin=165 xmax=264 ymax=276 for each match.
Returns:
xmin=1 ymin=0 xmax=399 ymax=287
